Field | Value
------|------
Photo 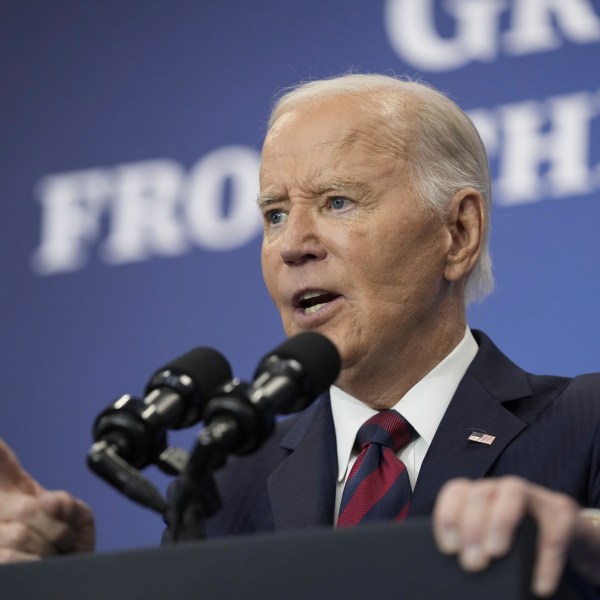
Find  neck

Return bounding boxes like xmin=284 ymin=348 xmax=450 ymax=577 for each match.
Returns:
xmin=336 ymin=314 xmax=467 ymax=410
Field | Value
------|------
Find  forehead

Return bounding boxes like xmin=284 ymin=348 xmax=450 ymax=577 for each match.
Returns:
xmin=260 ymin=95 xmax=409 ymax=187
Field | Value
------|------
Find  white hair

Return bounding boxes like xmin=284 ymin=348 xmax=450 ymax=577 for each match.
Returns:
xmin=267 ymin=73 xmax=494 ymax=304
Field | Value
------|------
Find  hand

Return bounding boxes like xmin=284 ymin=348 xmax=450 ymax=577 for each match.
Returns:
xmin=432 ymin=476 xmax=587 ymax=597
xmin=0 ymin=439 xmax=95 ymax=563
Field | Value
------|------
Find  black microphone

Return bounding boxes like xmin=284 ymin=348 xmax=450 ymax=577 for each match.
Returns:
xmin=163 ymin=333 xmax=340 ymax=538
xmin=252 ymin=330 xmax=341 ymax=414
xmin=189 ymin=332 xmax=340 ymax=469
xmin=90 ymin=347 xmax=232 ymax=470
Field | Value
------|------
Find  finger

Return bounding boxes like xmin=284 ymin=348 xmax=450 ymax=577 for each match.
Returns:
xmin=433 ymin=478 xmax=470 ymax=553
xmin=38 ymin=490 xmax=95 ymax=553
xmin=0 ymin=546 xmax=41 ymax=564
xmin=454 ymin=479 xmax=498 ymax=571
xmin=482 ymin=476 xmax=529 ymax=558
xmin=0 ymin=440 xmax=38 ymax=495
xmin=0 ymin=491 xmax=74 ymax=553
xmin=435 ymin=477 xmax=530 ymax=572
xmin=0 ymin=520 xmax=57 ymax=557
xmin=528 ymin=489 xmax=578 ymax=597
xmin=568 ymin=511 xmax=600 ymax=586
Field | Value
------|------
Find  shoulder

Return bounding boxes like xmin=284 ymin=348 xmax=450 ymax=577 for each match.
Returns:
xmin=528 ymin=371 xmax=600 ymax=423
xmin=471 ymin=330 xmax=600 ymax=398
xmin=468 ymin=330 xmax=600 ymax=427
xmin=558 ymin=372 xmax=600 ymax=396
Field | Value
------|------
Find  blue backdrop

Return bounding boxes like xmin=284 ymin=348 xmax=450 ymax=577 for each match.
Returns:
xmin=1 ymin=0 xmax=599 ymax=552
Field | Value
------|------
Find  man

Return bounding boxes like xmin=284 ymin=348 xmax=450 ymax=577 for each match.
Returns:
xmin=1 ymin=74 xmax=599 ymax=597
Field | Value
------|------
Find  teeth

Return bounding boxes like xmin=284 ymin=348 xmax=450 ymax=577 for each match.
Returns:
xmin=300 ymin=290 xmax=327 ymax=301
xmin=304 ymin=303 xmax=328 ymax=315
xmin=297 ymin=289 xmax=338 ymax=315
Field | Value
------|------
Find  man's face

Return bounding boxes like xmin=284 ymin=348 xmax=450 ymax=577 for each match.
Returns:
xmin=259 ymin=95 xmax=452 ymax=384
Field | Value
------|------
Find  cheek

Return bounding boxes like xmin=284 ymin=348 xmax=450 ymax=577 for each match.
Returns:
xmin=357 ymin=233 xmax=412 ymax=286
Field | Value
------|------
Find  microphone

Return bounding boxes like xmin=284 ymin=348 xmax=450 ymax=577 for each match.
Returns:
xmin=163 ymin=333 xmax=340 ymax=537
xmin=90 ymin=347 xmax=232 ymax=470
xmin=252 ymin=330 xmax=341 ymax=414
xmin=189 ymin=332 xmax=340 ymax=469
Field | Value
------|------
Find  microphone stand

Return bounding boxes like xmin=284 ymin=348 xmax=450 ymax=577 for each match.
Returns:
xmin=161 ymin=430 xmax=228 ymax=543
xmin=163 ymin=379 xmax=274 ymax=543
xmin=163 ymin=332 xmax=341 ymax=542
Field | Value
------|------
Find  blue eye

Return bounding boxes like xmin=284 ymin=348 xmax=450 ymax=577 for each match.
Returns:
xmin=267 ymin=210 xmax=285 ymax=225
xmin=330 ymin=197 xmax=352 ymax=210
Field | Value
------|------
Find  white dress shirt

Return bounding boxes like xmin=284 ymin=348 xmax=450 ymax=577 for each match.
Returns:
xmin=330 ymin=328 xmax=479 ymax=522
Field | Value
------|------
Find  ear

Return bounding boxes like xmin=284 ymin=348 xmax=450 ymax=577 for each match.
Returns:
xmin=444 ymin=188 xmax=486 ymax=283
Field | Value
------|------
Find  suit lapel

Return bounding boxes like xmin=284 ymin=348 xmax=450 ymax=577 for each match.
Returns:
xmin=410 ymin=331 xmax=533 ymax=516
xmin=409 ymin=372 xmax=526 ymax=515
xmin=267 ymin=394 xmax=338 ymax=529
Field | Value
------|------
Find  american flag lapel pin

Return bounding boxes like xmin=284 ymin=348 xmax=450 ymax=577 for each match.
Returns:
xmin=467 ymin=429 xmax=496 ymax=445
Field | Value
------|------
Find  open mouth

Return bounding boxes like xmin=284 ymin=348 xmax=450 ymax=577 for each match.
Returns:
xmin=297 ymin=290 xmax=340 ymax=315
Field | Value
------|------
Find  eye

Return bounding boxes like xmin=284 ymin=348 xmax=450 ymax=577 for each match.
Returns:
xmin=329 ymin=196 xmax=354 ymax=211
xmin=266 ymin=209 xmax=286 ymax=226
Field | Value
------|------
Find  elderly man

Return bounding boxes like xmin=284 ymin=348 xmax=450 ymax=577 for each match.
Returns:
xmin=1 ymin=74 xmax=599 ymax=597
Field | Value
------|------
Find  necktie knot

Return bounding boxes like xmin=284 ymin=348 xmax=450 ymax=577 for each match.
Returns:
xmin=356 ymin=409 xmax=414 ymax=453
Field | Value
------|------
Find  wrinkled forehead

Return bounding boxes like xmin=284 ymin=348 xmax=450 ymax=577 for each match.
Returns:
xmin=258 ymin=104 xmax=415 ymax=205
xmin=261 ymin=93 xmax=412 ymax=166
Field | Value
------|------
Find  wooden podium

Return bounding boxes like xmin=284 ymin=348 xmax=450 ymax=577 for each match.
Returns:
xmin=0 ymin=518 xmax=592 ymax=599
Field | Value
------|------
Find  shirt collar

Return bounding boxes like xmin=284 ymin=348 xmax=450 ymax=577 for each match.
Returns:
xmin=330 ymin=327 xmax=479 ymax=481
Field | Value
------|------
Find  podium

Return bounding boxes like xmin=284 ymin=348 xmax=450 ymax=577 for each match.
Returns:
xmin=0 ymin=518 xmax=592 ymax=599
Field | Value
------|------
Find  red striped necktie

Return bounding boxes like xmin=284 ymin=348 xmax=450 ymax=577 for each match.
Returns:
xmin=337 ymin=410 xmax=415 ymax=527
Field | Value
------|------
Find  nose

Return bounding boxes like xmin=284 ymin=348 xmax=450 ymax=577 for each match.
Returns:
xmin=280 ymin=205 xmax=327 ymax=266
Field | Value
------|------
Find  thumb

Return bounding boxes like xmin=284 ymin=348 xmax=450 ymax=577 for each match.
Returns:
xmin=0 ymin=438 xmax=39 ymax=495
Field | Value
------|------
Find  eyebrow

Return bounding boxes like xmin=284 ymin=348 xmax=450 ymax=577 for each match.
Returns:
xmin=257 ymin=193 xmax=281 ymax=209
xmin=314 ymin=179 xmax=372 ymax=196
xmin=257 ymin=179 xmax=372 ymax=208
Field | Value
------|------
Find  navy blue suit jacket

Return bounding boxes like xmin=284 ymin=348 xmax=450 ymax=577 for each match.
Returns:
xmin=206 ymin=331 xmax=600 ymax=537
